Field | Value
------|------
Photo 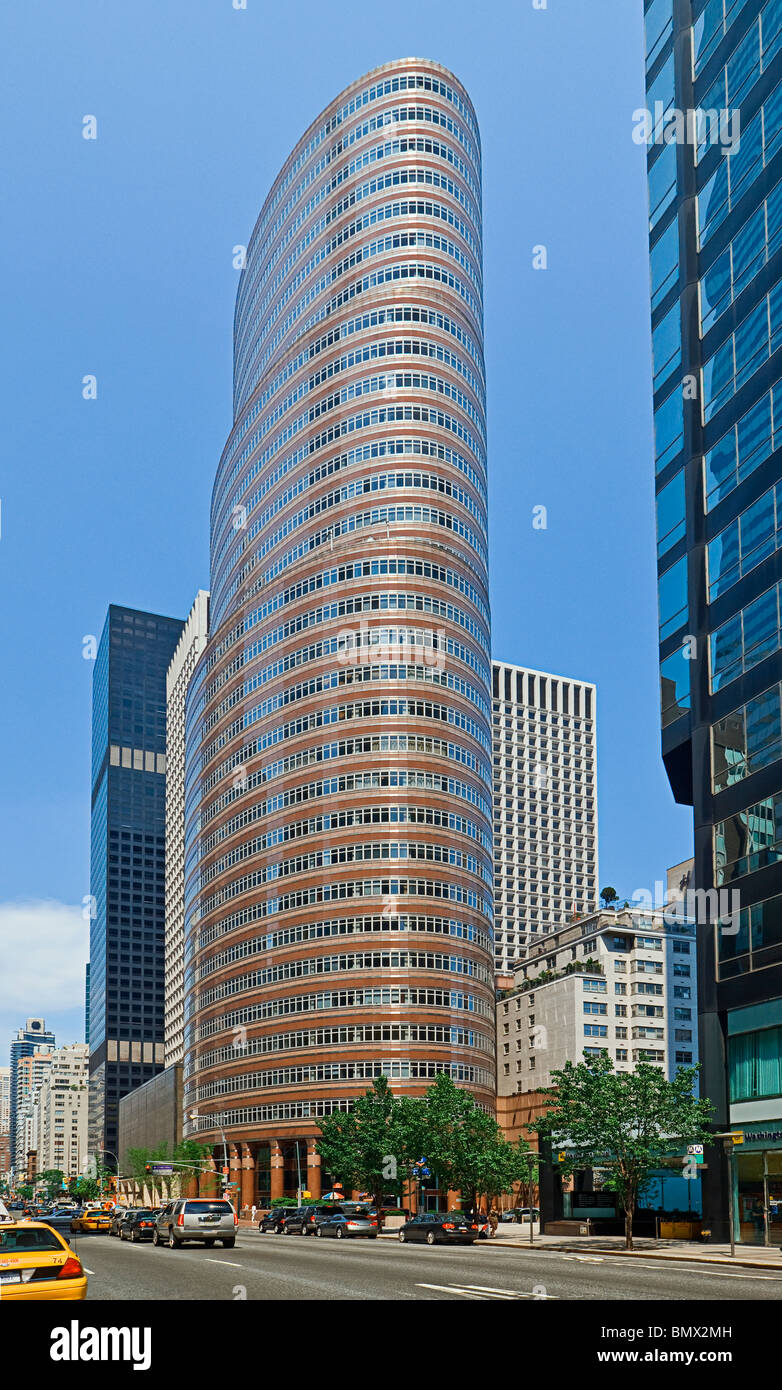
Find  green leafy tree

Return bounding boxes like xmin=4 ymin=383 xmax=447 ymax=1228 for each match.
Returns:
xmin=417 ymin=1073 xmax=535 ymax=1211
xmin=17 ymin=1184 xmax=34 ymax=1201
xmin=173 ymin=1140 xmax=213 ymax=1196
xmin=37 ymin=1168 xmax=66 ymax=1200
xmin=317 ymin=1076 xmax=420 ymax=1215
xmin=69 ymin=1176 xmax=99 ymax=1201
xmin=600 ymin=886 xmax=619 ymax=909
xmin=532 ymin=1053 xmax=714 ymax=1249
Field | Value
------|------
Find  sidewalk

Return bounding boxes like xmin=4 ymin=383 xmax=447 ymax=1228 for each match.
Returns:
xmin=485 ymin=1230 xmax=782 ymax=1269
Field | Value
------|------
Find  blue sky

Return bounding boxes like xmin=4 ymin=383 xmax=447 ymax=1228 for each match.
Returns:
xmin=0 ymin=0 xmax=692 ymax=1061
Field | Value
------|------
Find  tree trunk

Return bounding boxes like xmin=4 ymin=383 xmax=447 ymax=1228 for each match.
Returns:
xmin=624 ymin=1198 xmax=634 ymax=1251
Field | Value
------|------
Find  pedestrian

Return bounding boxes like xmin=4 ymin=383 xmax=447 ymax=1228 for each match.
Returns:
xmin=489 ymin=1206 xmax=499 ymax=1238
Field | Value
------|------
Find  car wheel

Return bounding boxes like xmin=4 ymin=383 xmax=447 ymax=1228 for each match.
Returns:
xmin=131 ymin=1229 xmax=139 ymax=1243
xmin=426 ymin=1230 xmax=436 ymax=1245
xmin=369 ymin=1234 xmax=378 ymax=1240
xmin=222 ymin=1238 xmax=235 ymax=1249
xmin=152 ymin=1228 xmax=161 ymax=1247
xmin=167 ymin=1229 xmax=179 ymax=1249
xmin=119 ymin=1228 xmax=126 ymax=1241
xmin=204 ymin=1239 xmax=215 ymax=1248
xmin=300 ymin=1226 xmax=309 ymax=1236
xmin=315 ymin=1226 xmax=323 ymax=1237
xmin=398 ymin=1229 xmax=406 ymax=1242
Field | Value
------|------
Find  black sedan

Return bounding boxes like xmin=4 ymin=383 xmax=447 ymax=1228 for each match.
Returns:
xmin=119 ymin=1208 xmax=158 ymax=1242
xmin=397 ymin=1212 xmax=479 ymax=1246
xmin=258 ymin=1206 xmax=298 ymax=1233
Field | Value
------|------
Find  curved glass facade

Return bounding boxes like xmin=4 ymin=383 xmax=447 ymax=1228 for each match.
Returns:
xmin=182 ymin=59 xmax=493 ymax=1193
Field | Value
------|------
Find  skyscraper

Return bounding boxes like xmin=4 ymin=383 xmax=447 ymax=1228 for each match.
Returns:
xmin=645 ymin=0 xmax=782 ymax=1241
xmin=88 ymin=604 xmax=184 ymax=1164
xmin=492 ymin=661 xmax=599 ymax=973
xmin=183 ymin=59 xmax=494 ymax=1207
xmin=164 ymin=590 xmax=209 ymax=1068
xmin=9 ymin=1018 xmax=55 ymax=1172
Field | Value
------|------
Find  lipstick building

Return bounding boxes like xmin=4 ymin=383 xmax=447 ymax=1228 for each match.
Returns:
xmin=182 ymin=60 xmax=494 ymax=1206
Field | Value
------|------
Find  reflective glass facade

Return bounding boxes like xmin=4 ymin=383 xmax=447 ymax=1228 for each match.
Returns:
xmin=645 ymin=0 xmax=782 ymax=1239
xmin=88 ymin=605 xmax=184 ymax=1162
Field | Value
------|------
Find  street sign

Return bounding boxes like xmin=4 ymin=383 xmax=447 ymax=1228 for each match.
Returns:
xmin=558 ymin=1152 xmax=567 ymax=1163
xmin=150 ymin=1163 xmax=173 ymax=1176
xmin=731 ymin=1132 xmax=744 ymax=1144
xmin=687 ymin=1144 xmax=704 ymax=1165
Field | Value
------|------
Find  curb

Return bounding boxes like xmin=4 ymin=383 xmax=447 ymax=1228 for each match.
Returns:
xmin=486 ymin=1240 xmax=782 ymax=1269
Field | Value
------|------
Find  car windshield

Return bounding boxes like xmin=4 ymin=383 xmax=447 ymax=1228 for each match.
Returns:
xmin=184 ymin=1202 xmax=231 ymax=1215
xmin=134 ymin=1210 xmax=153 ymax=1217
xmin=0 ymin=1228 xmax=64 ymax=1252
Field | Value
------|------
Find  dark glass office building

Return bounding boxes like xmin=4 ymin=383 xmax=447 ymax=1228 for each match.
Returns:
xmin=88 ymin=605 xmax=184 ymax=1164
xmin=646 ymin=0 xmax=782 ymax=1242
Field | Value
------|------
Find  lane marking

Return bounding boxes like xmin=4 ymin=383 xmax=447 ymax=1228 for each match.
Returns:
xmin=204 ymin=1258 xmax=243 ymax=1268
xmin=416 ymin=1282 xmax=557 ymax=1300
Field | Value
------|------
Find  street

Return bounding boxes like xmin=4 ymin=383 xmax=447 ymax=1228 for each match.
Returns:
xmin=69 ymin=1231 xmax=782 ymax=1301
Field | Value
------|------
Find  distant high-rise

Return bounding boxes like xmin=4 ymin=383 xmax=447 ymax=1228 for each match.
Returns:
xmin=183 ymin=59 xmax=494 ymax=1205
xmin=88 ymin=604 xmax=184 ymax=1164
xmin=164 ymin=591 xmax=209 ymax=1068
xmin=9 ymin=1018 xmax=54 ymax=1171
xmin=492 ymin=661 xmax=598 ymax=972
xmin=84 ymin=963 xmax=90 ymax=1049
xmin=644 ymin=0 xmax=782 ymax=1241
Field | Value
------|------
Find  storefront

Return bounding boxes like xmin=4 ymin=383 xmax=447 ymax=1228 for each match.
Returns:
xmin=732 ymin=1126 xmax=782 ymax=1246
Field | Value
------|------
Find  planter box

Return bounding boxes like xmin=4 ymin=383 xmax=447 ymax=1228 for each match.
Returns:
xmin=381 ymin=1214 xmax=406 ymax=1230
xmin=660 ymin=1221 xmax=701 ymax=1240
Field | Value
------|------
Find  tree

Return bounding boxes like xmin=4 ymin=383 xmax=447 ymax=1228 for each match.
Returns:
xmin=417 ymin=1073 xmax=535 ymax=1212
xmin=69 ymin=1175 xmax=99 ymax=1201
xmin=600 ymin=886 xmax=619 ymax=909
xmin=317 ymin=1076 xmax=418 ymax=1217
xmin=532 ymin=1053 xmax=714 ymax=1249
xmin=37 ymin=1169 xmax=66 ymax=1199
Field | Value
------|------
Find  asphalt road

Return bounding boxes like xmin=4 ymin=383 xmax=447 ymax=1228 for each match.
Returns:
xmin=69 ymin=1230 xmax=782 ymax=1301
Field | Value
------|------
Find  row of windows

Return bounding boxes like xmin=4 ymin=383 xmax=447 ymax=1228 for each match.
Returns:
xmin=718 ymin=890 xmax=782 ymax=977
xmin=705 ymin=374 xmax=781 ymax=509
xmin=715 ymin=792 xmax=781 ymax=884
xmin=195 ymin=768 xmax=490 ymax=865
xmin=694 ymin=0 xmax=756 ymax=77
xmin=193 ymin=731 xmax=489 ymax=829
xmin=197 ymin=840 xmax=492 ymax=919
xmin=698 ymin=0 xmax=782 ymax=163
xmin=194 ymin=947 xmax=492 ymax=1011
xmin=194 ymin=875 xmax=493 ymax=952
xmin=708 ymin=477 xmax=782 ymax=600
xmin=221 ymin=306 xmax=484 ymax=517
xmin=191 ymin=985 xmax=492 ymax=1046
xmin=698 ymin=77 xmax=782 ymax=245
xmin=199 ymin=551 xmax=489 ymax=699
xmin=215 ymin=497 xmax=488 ymax=626
xmin=195 ymin=1058 xmax=493 ymax=1099
xmin=237 ymin=222 xmax=483 ymax=409
xmin=200 ymin=804 xmax=487 ymax=885
xmin=710 ymin=577 xmax=782 ymax=691
xmin=199 ymin=1021 xmax=493 ymax=1070
xmin=701 ymin=176 xmax=782 ymax=334
xmin=703 ymin=277 xmax=782 ymax=422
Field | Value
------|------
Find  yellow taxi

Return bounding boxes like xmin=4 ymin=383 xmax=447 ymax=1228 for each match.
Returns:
xmin=70 ymin=1208 xmax=112 ymax=1234
xmin=0 ymin=1221 xmax=87 ymax=1300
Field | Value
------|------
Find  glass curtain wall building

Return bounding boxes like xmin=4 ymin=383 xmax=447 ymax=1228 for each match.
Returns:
xmin=88 ymin=605 xmax=184 ymax=1165
xmin=183 ymin=59 xmax=495 ymax=1207
xmin=646 ymin=0 xmax=782 ymax=1241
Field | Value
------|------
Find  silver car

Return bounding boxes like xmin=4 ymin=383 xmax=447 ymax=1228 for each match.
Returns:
xmin=152 ymin=1198 xmax=237 ymax=1249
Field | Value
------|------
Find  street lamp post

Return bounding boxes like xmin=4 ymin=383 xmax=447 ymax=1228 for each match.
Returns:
xmin=713 ymin=1132 xmax=742 ymax=1257
xmin=187 ymin=1109 xmax=230 ymax=1199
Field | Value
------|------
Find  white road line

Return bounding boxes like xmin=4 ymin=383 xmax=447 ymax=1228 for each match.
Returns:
xmin=416 ymin=1282 xmax=557 ymax=1300
xmin=203 ymin=1258 xmax=243 ymax=1268
xmin=83 ymin=1268 xmax=95 ymax=1275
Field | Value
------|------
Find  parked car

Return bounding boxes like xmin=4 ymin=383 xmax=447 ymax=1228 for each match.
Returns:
xmin=120 ymin=1208 xmax=158 ymax=1242
xmin=153 ymin=1198 xmax=237 ymax=1249
xmin=258 ymin=1206 xmax=298 ymax=1233
xmin=110 ymin=1207 xmax=136 ymax=1237
xmin=397 ymin=1212 xmax=478 ymax=1246
xmin=500 ymin=1207 xmax=540 ymax=1224
xmin=315 ymin=1211 xmax=378 ymax=1240
xmin=285 ymin=1203 xmax=374 ymax=1235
